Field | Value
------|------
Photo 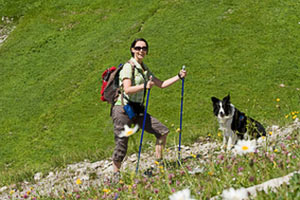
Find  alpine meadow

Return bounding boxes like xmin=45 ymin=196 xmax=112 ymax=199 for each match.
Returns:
xmin=0 ymin=0 xmax=299 ymax=199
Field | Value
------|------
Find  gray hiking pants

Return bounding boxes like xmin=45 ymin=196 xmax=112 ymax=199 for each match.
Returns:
xmin=111 ymin=105 xmax=169 ymax=163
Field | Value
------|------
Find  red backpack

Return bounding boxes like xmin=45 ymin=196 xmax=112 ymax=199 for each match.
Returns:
xmin=100 ymin=62 xmax=139 ymax=104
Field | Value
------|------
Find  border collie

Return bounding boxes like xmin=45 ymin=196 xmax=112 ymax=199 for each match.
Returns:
xmin=211 ymin=94 xmax=266 ymax=150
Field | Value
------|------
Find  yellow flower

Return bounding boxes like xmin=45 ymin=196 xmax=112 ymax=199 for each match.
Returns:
xmin=218 ymin=132 xmax=222 ymax=137
xmin=274 ymin=149 xmax=279 ymax=153
xmin=128 ymin=185 xmax=132 ymax=191
xmin=154 ymin=161 xmax=160 ymax=165
xmin=208 ymin=171 xmax=214 ymax=176
xmin=102 ymin=188 xmax=111 ymax=193
xmin=176 ymin=128 xmax=181 ymax=133
xmin=159 ymin=166 xmax=164 ymax=169
xmin=276 ymin=98 xmax=280 ymax=102
xmin=191 ymin=153 xmax=196 ymax=158
xmin=119 ymin=180 xmax=124 ymax=184
xmin=285 ymin=114 xmax=289 ymax=118
xmin=76 ymin=178 xmax=82 ymax=185
xmin=208 ymin=133 xmax=211 ymax=137
xmin=273 ymin=161 xmax=277 ymax=168
xmin=269 ymin=131 xmax=273 ymax=135
xmin=9 ymin=190 xmax=15 ymax=195
xmin=292 ymin=115 xmax=297 ymax=119
xmin=26 ymin=190 xmax=31 ymax=195
xmin=242 ymin=146 xmax=249 ymax=151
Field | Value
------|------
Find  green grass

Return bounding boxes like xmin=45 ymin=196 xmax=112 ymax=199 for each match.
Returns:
xmin=0 ymin=0 xmax=299 ymax=193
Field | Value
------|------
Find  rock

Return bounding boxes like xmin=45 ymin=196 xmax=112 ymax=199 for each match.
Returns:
xmin=34 ymin=172 xmax=43 ymax=181
xmin=0 ymin=186 xmax=8 ymax=192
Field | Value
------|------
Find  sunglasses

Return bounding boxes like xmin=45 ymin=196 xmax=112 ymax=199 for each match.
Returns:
xmin=134 ymin=46 xmax=148 ymax=51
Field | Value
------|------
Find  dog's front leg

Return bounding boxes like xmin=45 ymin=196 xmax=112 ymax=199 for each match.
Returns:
xmin=227 ymin=131 xmax=236 ymax=151
xmin=221 ymin=134 xmax=227 ymax=149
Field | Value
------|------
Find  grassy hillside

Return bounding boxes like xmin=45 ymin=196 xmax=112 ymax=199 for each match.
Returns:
xmin=0 ymin=0 xmax=299 ymax=185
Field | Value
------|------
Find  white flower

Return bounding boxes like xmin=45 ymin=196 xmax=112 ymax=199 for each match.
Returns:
xmin=119 ymin=124 xmax=139 ymax=138
xmin=222 ymin=187 xmax=249 ymax=200
xmin=188 ymin=166 xmax=204 ymax=175
xmin=169 ymin=188 xmax=195 ymax=200
xmin=234 ymin=140 xmax=256 ymax=155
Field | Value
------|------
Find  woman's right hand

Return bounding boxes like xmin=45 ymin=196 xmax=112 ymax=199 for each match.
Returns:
xmin=146 ymin=76 xmax=155 ymax=89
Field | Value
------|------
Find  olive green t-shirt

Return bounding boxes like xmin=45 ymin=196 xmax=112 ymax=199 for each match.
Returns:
xmin=115 ymin=57 xmax=154 ymax=105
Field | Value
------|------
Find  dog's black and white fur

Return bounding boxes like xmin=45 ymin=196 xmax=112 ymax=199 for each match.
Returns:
xmin=211 ymin=94 xmax=266 ymax=150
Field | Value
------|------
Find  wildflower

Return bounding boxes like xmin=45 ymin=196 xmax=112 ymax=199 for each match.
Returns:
xmin=191 ymin=153 xmax=196 ymax=158
xmin=103 ymin=188 xmax=111 ymax=193
xmin=221 ymin=187 xmax=249 ymax=200
xmin=208 ymin=171 xmax=214 ymax=176
xmin=9 ymin=190 xmax=15 ymax=195
xmin=154 ymin=161 xmax=160 ymax=165
xmin=249 ymin=176 xmax=255 ymax=182
xmin=217 ymin=154 xmax=224 ymax=160
xmin=274 ymin=149 xmax=279 ymax=153
xmin=218 ymin=132 xmax=222 ymax=137
xmin=119 ymin=124 xmax=139 ymax=137
xmin=269 ymin=131 xmax=273 ymax=135
xmin=119 ymin=180 xmax=124 ymax=184
xmin=169 ymin=188 xmax=195 ymax=200
xmin=76 ymin=178 xmax=82 ymax=185
xmin=188 ymin=166 xmax=204 ymax=175
xmin=292 ymin=115 xmax=297 ymax=119
xmin=154 ymin=188 xmax=159 ymax=194
xmin=234 ymin=140 xmax=256 ymax=155
xmin=176 ymin=128 xmax=181 ymax=133
xmin=273 ymin=161 xmax=277 ymax=168
xmin=208 ymin=133 xmax=211 ymax=137
xmin=168 ymin=173 xmax=175 ymax=180
xmin=276 ymin=98 xmax=280 ymax=102
xmin=285 ymin=114 xmax=289 ymax=118
xmin=238 ymin=167 xmax=244 ymax=172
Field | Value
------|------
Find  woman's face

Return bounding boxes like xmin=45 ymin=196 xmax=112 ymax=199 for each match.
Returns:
xmin=131 ymin=41 xmax=148 ymax=62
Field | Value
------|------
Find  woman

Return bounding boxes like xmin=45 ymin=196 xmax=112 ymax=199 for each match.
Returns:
xmin=111 ymin=38 xmax=186 ymax=174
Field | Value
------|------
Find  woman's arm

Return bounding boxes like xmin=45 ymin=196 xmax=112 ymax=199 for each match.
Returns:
xmin=152 ymin=69 xmax=186 ymax=89
xmin=122 ymin=78 xmax=145 ymax=95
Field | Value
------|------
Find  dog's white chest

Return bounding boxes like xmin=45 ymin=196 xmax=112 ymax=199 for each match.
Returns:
xmin=218 ymin=118 xmax=233 ymax=136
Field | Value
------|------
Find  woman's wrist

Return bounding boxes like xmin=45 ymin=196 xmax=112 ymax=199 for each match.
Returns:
xmin=177 ymin=73 xmax=183 ymax=80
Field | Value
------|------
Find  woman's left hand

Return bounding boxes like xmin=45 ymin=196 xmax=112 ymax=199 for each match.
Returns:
xmin=179 ymin=69 xmax=187 ymax=79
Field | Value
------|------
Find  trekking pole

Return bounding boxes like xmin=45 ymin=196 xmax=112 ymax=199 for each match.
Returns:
xmin=136 ymin=78 xmax=152 ymax=174
xmin=178 ymin=65 xmax=185 ymax=163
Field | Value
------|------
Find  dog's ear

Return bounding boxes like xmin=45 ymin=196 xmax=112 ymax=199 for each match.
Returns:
xmin=223 ymin=94 xmax=230 ymax=103
xmin=211 ymin=97 xmax=219 ymax=104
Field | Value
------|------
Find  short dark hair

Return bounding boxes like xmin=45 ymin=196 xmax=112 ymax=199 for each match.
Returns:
xmin=130 ymin=38 xmax=149 ymax=57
